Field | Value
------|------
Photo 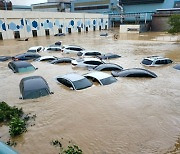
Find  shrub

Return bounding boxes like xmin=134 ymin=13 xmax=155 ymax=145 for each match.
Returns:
xmin=168 ymin=14 xmax=180 ymax=34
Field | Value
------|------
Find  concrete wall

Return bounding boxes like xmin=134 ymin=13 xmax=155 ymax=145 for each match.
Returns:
xmin=0 ymin=10 xmax=108 ymax=40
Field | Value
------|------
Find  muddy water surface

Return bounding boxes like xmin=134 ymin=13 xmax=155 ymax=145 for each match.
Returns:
xmin=0 ymin=30 xmax=180 ymax=154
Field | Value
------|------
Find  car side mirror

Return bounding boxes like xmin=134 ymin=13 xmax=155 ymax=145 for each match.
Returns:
xmin=19 ymin=97 xmax=22 ymax=99
xmin=35 ymin=68 xmax=38 ymax=70
xmin=50 ymin=92 xmax=54 ymax=94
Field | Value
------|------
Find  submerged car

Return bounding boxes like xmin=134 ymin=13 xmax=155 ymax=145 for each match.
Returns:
xmin=77 ymin=50 xmax=102 ymax=57
xmin=27 ymin=46 xmax=44 ymax=53
xmin=35 ymin=56 xmax=58 ymax=62
xmin=54 ymin=33 xmax=65 ymax=36
xmin=19 ymin=76 xmax=52 ymax=99
xmin=93 ymin=63 xmax=123 ymax=71
xmin=173 ymin=64 xmax=180 ymax=70
xmin=141 ymin=56 xmax=173 ymax=66
xmin=50 ymin=57 xmax=75 ymax=64
xmin=61 ymin=45 xmax=85 ymax=54
xmin=84 ymin=71 xmax=117 ymax=86
xmin=111 ymin=68 xmax=157 ymax=78
xmin=55 ymin=73 xmax=92 ymax=90
xmin=43 ymin=45 xmax=62 ymax=52
xmin=0 ymin=56 xmax=11 ymax=62
xmin=12 ymin=53 xmax=41 ymax=61
xmin=71 ymin=58 xmax=104 ymax=68
xmin=97 ymin=53 xmax=121 ymax=60
xmin=8 ymin=61 xmax=37 ymax=73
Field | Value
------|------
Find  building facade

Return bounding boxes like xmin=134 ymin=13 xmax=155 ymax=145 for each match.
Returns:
xmin=0 ymin=10 xmax=108 ymax=40
xmin=71 ymin=0 xmax=180 ymax=24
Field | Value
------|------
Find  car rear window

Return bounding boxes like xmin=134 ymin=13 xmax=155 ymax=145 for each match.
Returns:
xmin=100 ymin=76 xmax=117 ymax=85
xmin=18 ymin=66 xmax=35 ymax=73
xmin=23 ymin=89 xmax=49 ymax=99
xmin=142 ymin=59 xmax=153 ymax=65
xmin=73 ymin=78 xmax=92 ymax=90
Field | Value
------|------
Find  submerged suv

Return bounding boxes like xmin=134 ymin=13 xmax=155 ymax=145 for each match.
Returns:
xmin=141 ymin=56 xmax=173 ymax=66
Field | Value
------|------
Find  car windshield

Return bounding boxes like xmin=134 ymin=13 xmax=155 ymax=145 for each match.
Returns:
xmin=23 ymin=88 xmax=50 ymax=99
xmin=27 ymin=50 xmax=36 ymax=53
xmin=18 ymin=66 xmax=35 ymax=73
xmin=100 ymin=76 xmax=117 ymax=85
xmin=142 ymin=59 xmax=153 ymax=65
xmin=73 ymin=78 xmax=92 ymax=90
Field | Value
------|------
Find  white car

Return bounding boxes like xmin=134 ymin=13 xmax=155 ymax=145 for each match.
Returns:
xmin=35 ymin=56 xmax=58 ymax=62
xmin=43 ymin=45 xmax=62 ymax=52
xmin=61 ymin=45 xmax=85 ymax=54
xmin=71 ymin=58 xmax=104 ymax=68
xmin=141 ymin=56 xmax=173 ymax=66
xmin=27 ymin=46 xmax=44 ymax=53
xmin=84 ymin=71 xmax=117 ymax=86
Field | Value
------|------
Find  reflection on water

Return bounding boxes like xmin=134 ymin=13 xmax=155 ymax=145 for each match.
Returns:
xmin=0 ymin=29 xmax=180 ymax=154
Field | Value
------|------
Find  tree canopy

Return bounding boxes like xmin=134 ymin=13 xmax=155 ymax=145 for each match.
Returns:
xmin=168 ymin=14 xmax=180 ymax=34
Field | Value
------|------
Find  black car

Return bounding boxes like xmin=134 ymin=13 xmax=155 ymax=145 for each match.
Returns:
xmin=54 ymin=33 xmax=65 ymax=36
xmin=12 ymin=53 xmax=41 ymax=61
xmin=0 ymin=56 xmax=11 ymax=62
xmin=8 ymin=61 xmax=37 ymax=73
xmin=19 ymin=76 xmax=53 ymax=99
xmin=111 ymin=68 xmax=157 ymax=78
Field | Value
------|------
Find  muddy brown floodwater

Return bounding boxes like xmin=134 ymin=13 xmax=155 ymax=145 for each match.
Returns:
xmin=0 ymin=29 xmax=180 ymax=154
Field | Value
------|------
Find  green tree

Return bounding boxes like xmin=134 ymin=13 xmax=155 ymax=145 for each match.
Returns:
xmin=168 ymin=14 xmax=180 ymax=34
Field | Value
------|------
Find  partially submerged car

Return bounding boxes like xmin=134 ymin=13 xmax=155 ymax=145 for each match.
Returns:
xmin=35 ymin=56 xmax=58 ymax=62
xmin=173 ymin=64 xmax=180 ymax=70
xmin=61 ymin=45 xmax=85 ymax=54
xmin=54 ymin=33 xmax=65 ymax=36
xmin=50 ymin=57 xmax=75 ymax=64
xmin=0 ymin=56 xmax=11 ymax=62
xmin=12 ymin=53 xmax=41 ymax=61
xmin=55 ymin=73 xmax=92 ymax=90
xmin=77 ymin=50 xmax=102 ymax=57
xmin=27 ymin=46 xmax=44 ymax=53
xmin=43 ymin=45 xmax=62 ymax=52
xmin=71 ymin=58 xmax=105 ymax=68
xmin=8 ymin=61 xmax=37 ymax=73
xmin=111 ymin=68 xmax=157 ymax=78
xmin=97 ymin=53 xmax=121 ymax=60
xmin=19 ymin=76 xmax=53 ymax=99
xmin=100 ymin=33 xmax=108 ymax=36
xmin=84 ymin=71 xmax=117 ymax=86
xmin=93 ymin=63 xmax=123 ymax=71
xmin=141 ymin=56 xmax=173 ymax=66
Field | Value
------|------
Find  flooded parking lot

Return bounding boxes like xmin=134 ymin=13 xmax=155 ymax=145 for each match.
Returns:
xmin=0 ymin=29 xmax=180 ymax=154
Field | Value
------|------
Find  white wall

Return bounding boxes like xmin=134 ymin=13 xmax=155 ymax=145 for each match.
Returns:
xmin=0 ymin=10 xmax=108 ymax=40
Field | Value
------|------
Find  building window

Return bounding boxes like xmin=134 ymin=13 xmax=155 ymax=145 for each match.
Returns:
xmin=121 ymin=0 xmax=164 ymax=5
xmin=93 ymin=26 xmax=96 ymax=31
xmin=0 ymin=32 xmax=3 ymax=40
xmin=99 ymin=26 xmax=101 ymax=31
xmin=86 ymin=27 xmax=88 ymax=32
xmin=14 ymin=31 xmax=20 ymax=39
xmin=74 ymin=5 xmax=109 ymax=11
xmin=105 ymin=25 xmax=107 ymax=30
xmin=32 ymin=30 xmax=37 ymax=37
xmin=68 ymin=28 xmax=71 ymax=33
xmin=45 ymin=29 xmax=50 ymax=36
xmin=78 ymin=27 xmax=81 ymax=33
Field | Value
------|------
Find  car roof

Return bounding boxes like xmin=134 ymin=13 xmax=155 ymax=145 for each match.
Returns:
xmin=16 ymin=53 xmax=40 ymax=57
xmin=94 ymin=63 xmax=123 ymax=69
xmin=145 ymin=56 xmax=170 ymax=61
xmin=83 ymin=57 xmax=103 ymax=62
xmin=84 ymin=71 xmax=112 ymax=80
xmin=63 ymin=45 xmax=84 ymax=48
xmin=57 ymin=73 xmax=85 ymax=82
xmin=21 ymin=76 xmax=48 ymax=91
xmin=28 ymin=46 xmax=43 ymax=50
xmin=38 ymin=56 xmax=56 ymax=60
xmin=10 ymin=61 xmax=33 ymax=68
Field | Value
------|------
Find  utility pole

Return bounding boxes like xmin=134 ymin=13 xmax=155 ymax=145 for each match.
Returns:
xmin=4 ymin=0 xmax=7 ymax=10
